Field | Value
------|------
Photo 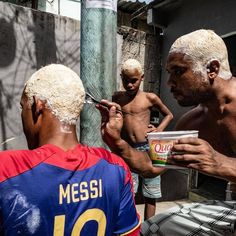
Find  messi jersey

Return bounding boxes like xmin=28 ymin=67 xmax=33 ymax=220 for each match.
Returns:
xmin=0 ymin=144 xmax=140 ymax=235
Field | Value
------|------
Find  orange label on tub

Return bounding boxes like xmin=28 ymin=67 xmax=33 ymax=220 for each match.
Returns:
xmin=149 ymin=139 xmax=174 ymax=165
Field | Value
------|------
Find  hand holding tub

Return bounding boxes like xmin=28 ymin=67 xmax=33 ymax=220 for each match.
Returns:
xmin=170 ymin=137 xmax=231 ymax=179
xmin=147 ymin=130 xmax=198 ymax=168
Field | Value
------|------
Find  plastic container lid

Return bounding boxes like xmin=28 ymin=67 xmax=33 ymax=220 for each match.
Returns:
xmin=147 ymin=130 xmax=198 ymax=139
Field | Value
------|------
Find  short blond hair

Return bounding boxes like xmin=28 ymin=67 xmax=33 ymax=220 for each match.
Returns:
xmin=169 ymin=29 xmax=232 ymax=80
xmin=121 ymin=59 xmax=143 ymax=75
xmin=24 ymin=64 xmax=85 ymax=125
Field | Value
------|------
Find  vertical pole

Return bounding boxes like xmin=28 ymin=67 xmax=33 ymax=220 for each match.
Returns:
xmin=80 ymin=0 xmax=117 ymax=147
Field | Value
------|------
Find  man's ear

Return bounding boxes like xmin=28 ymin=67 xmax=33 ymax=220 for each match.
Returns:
xmin=32 ymin=96 xmax=44 ymax=123
xmin=141 ymin=74 xmax=144 ymax=81
xmin=206 ymin=60 xmax=220 ymax=84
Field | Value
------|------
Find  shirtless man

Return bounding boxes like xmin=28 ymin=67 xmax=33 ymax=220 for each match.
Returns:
xmin=102 ymin=30 xmax=236 ymax=186
xmin=166 ymin=29 xmax=236 ymax=189
xmin=112 ymin=59 xmax=173 ymax=220
xmin=98 ymin=30 xmax=236 ymax=235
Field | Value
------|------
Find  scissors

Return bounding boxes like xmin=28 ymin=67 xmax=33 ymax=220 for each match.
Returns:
xmin=85 ymin=92 xmax=133 ymax=116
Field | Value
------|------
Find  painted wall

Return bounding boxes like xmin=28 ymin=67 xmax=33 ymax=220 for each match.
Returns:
xmin=0 ymin=2 xmax=80 ymax=150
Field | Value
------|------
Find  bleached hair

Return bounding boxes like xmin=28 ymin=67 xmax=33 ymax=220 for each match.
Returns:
xmin=121 ymin=59 xmax=143 ymax=75
xmin=24 ymin=64 xmax=85 ymax=125
xmin=169 ymin=29 xmax=232 ymax=80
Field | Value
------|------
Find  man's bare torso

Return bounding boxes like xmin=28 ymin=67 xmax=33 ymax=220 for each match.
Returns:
xmin=176 ymin=79 xmax=236 ymax=156
xmin=113 ymin=91 xmax=153 ymax=145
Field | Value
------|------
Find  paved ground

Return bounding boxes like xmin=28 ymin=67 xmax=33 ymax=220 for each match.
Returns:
xmin=136 ymin=199 xmax=192 ymax=222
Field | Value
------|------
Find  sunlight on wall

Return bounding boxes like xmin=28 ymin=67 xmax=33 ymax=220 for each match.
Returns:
xmin=38 ymin=0 xmax=81 ymax=20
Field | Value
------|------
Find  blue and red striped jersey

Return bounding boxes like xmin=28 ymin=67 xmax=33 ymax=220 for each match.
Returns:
xmin=0 ymin=144 xmax=140 ymax=235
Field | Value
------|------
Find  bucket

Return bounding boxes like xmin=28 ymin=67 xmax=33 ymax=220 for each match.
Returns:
xmin=147 ymin=130 xmax=199 ymax=168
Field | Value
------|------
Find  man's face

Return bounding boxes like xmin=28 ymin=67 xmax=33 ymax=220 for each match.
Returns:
xmin=20 ymin=93 xmax=38 ymax=150
xmin=166 ymin=53 xmax=210 ymax=106
xmin=121 ymin=69 xmax=143 ymax=95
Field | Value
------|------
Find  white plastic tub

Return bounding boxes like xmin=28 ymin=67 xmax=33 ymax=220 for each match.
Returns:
xmin=147 ymin=130 xmax=199 ymax=168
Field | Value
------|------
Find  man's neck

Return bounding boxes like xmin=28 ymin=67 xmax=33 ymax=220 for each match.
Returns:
xmin=38 ymin=122 xmax=79 ymax=151
xmin=203 ymin=76 xmax=235 ymax=112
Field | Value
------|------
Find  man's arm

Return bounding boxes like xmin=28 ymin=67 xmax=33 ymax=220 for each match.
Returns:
xmin=108 ymin=138 xmax=164 ymax=178
xmin=98 ymin=99 xmax=236 ymax=182
xmin=171 ymin=137 xmax=236 ymax=182
xmin=97 ymin=100 xmax=164 ymax=178
xmin=148 ymin=93 xmax=173 ymax=132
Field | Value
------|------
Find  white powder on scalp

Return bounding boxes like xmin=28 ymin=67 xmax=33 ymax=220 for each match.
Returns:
xmin=121 ymin=59 xmax=143 ymax=75
xmin=24 ymin=64 xmax=85 ymax=125
xmin=169 ymin=29 xmax=232 ymax=80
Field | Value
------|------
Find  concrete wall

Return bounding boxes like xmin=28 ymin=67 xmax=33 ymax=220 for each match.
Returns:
xmin=160 ymin=0 xmax=236 ymax=129
xmin=117 ymin=11 xmax=162 ymax=95
xmin=117 ymin=30 xmax=163 ymax=137
xmin=117 ymin=26 xmax=146 ymax=91
xmin=0 ymin=2 xmax=80 ymax=150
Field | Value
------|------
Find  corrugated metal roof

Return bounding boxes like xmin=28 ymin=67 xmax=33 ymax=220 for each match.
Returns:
xmin=118 ymin=0 xmax=146 ymax=14
xmin=117 ymin=0 xmax=159 ymax=15
xmin=118 ymin=0 xmax=179 ymax=16
xmin=118 ymin=0 xmax=152 ymax=15
xmin=122 ymin=0 xmax=154 ymax=3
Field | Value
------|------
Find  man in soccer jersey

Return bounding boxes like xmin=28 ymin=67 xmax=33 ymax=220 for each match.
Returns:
xmin=0 ymin=64 xmax=140 ymax=235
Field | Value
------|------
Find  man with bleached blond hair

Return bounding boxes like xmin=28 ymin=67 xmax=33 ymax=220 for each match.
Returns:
xmin=0 ymin=64 xmax=140 ymax=235
xmin=98 ymin=29 xmax=236 ymax=235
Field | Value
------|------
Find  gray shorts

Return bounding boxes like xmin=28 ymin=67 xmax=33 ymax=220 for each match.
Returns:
xmin=132 ymin=142 xmax=162 ymax=199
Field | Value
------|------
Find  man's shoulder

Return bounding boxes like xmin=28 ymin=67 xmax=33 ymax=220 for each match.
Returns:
xmin=145 ymin=92 xmax=160 ymax=100
xmin=88 ymin=146 xmax=128 ymax=168
xmin=112 ymin=91 xmax=126 ymax=101
xmin=145 ymin=91 xmax=158 ymax=97
xmin=175 ymin=105 xmax=206 ymax=130
xmin=0 ymin=149 xmax=35 ymax=160
xmin=225 ymin=79 xmax=236 ymax=104
xmin=88 ymin=146 xmax=132 ymax=183
xmin=0 ymin=145 xmax=57 ymax=182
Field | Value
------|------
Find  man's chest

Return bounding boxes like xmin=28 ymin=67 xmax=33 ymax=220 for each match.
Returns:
xmin=216 ymin=113 xmax=236 ymax=155
xmin=199 ymin=114 xmax=236 ymax=156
